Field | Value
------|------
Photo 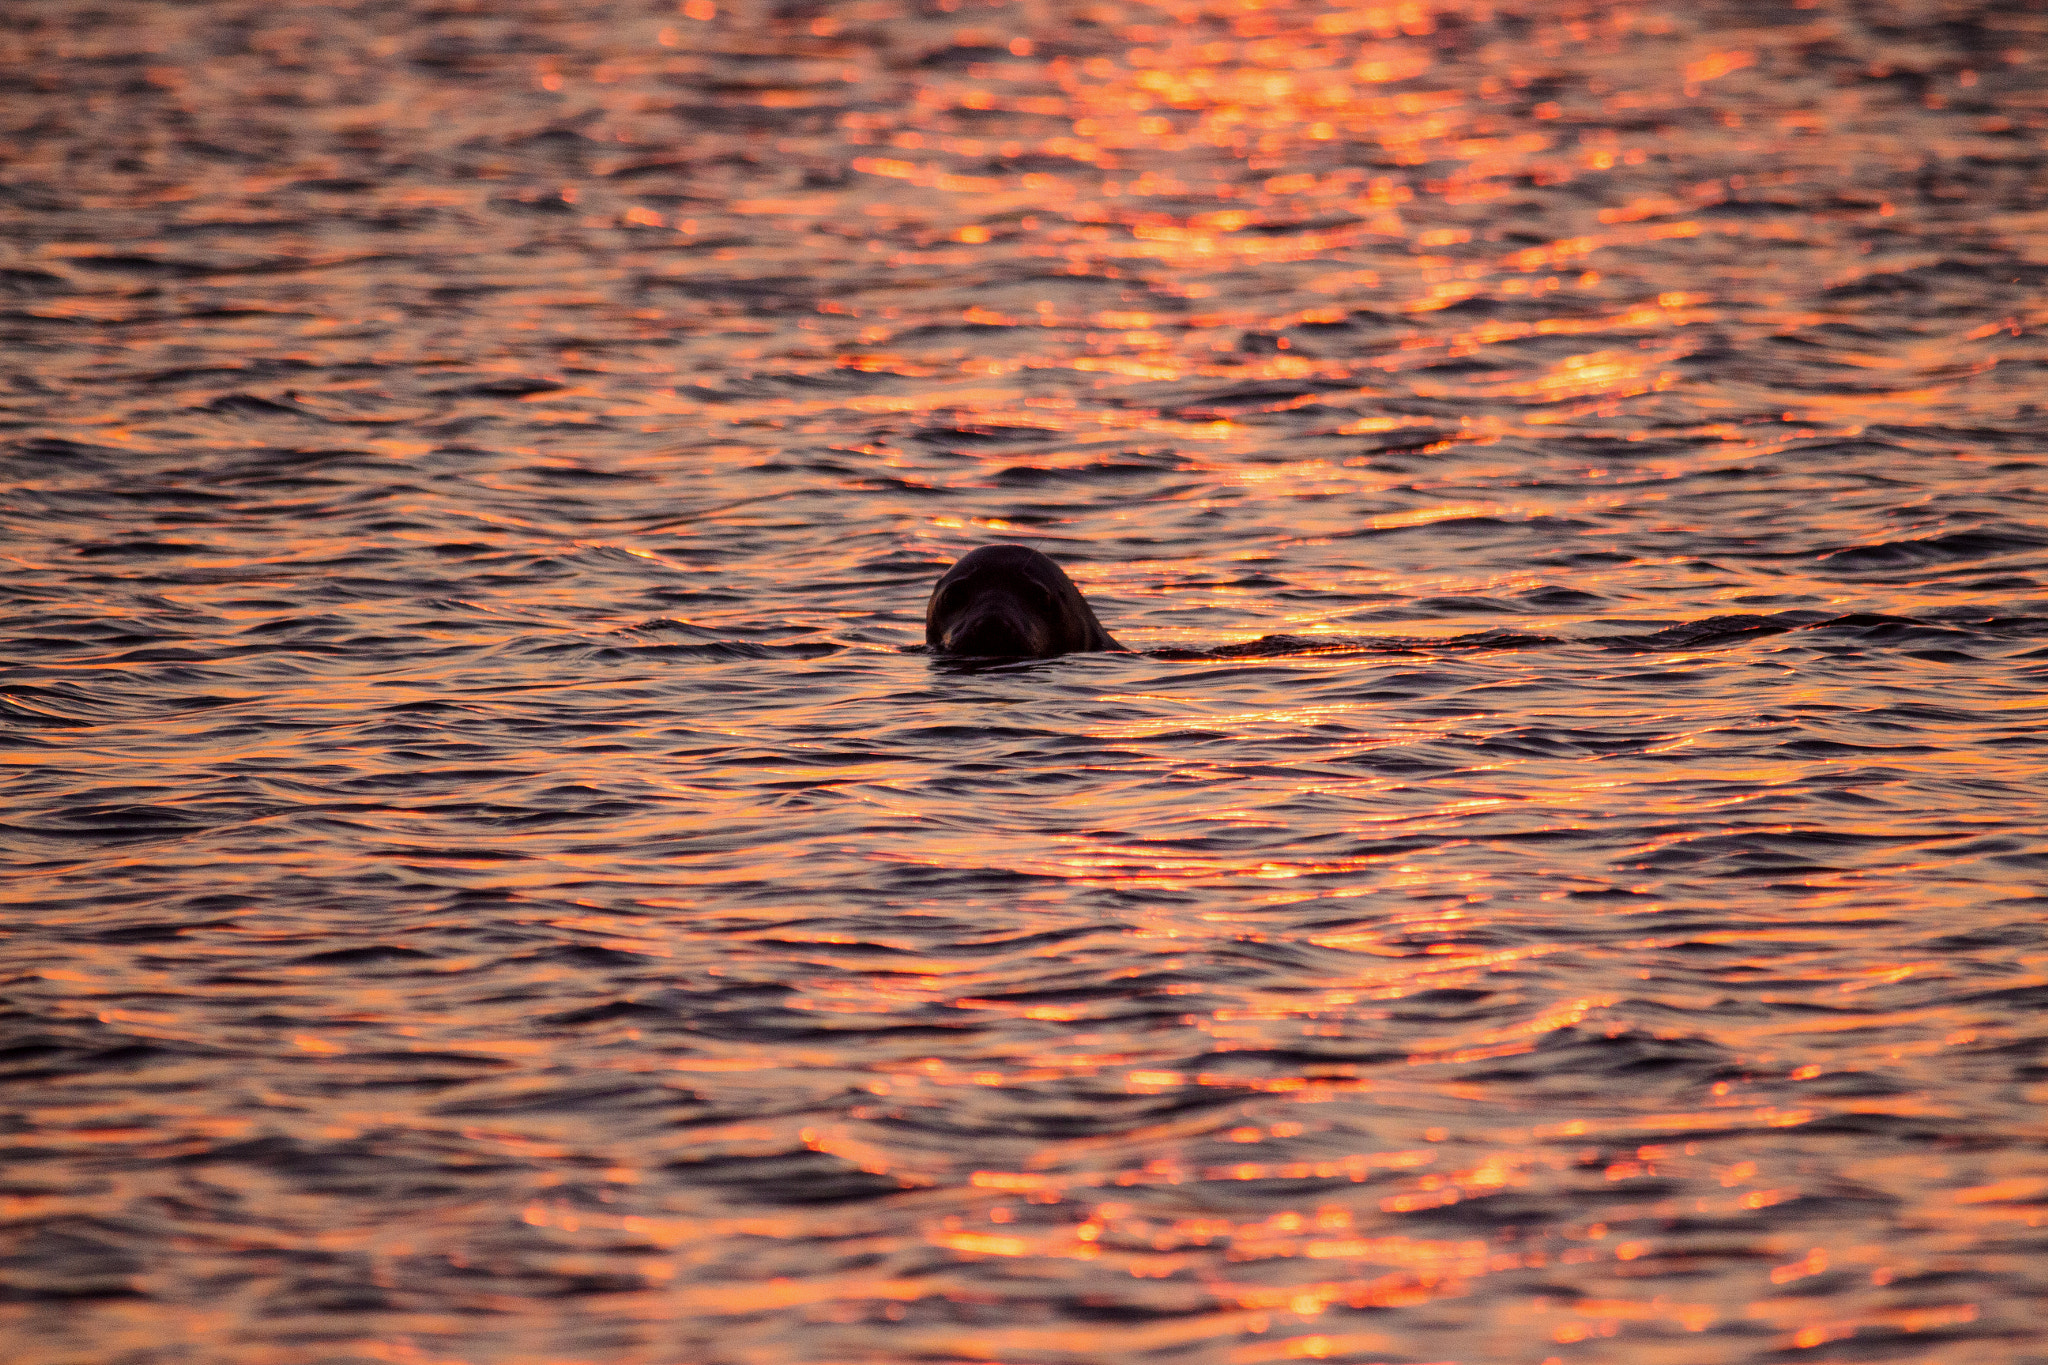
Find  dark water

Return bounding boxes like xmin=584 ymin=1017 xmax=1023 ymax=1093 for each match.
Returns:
xmin=4 ymin=1 xmax=2047 ymax=1361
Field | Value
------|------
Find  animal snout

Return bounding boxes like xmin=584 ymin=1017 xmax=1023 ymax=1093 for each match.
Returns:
xmin=940 ymin=602 xmax=1052 ymax=657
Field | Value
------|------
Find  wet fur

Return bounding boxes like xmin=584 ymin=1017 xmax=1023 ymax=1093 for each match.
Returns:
xmin=926 ymin=545 xmax=1122 ymax=657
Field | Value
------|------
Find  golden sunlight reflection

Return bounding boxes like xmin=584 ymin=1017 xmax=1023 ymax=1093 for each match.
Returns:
xmin=4 ymin=0 xmax=2046 ymax=1361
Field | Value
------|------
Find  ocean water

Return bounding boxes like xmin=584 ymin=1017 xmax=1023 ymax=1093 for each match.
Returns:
xmin=3 ymin=1 xmax=2046 ymax=1362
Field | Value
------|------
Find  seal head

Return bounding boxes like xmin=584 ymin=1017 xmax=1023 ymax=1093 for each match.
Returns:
xmin=926 ymin=545 xmax=1122 ymax=657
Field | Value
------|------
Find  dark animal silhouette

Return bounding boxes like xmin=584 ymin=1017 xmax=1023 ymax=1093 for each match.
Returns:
xmin=925 ymin=545 xmax=1122 ymax=657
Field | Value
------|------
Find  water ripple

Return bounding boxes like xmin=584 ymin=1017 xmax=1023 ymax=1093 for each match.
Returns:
xmin=4 ymin=0 xmax=2047 ymax=1362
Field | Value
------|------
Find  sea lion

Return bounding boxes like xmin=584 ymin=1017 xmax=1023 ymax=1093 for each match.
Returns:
xmin=925 ymin=545 xmax=1123 ymax=657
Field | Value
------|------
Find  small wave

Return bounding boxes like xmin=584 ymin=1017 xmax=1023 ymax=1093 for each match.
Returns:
xmin=0 ymin=687 xmax=103 ymax=728
xmin=1142 ymin=610 xmax=2048 ymax=661
xmin=1158 ymin=378 xmax=1357 ymax=418
xmin=1818 ymin=528 xmax=2048 ymax=569
xmin=429 ymin=376 xmax=564 ymax=397
xmin=993 ymin=458 xmax=1183 ymax=484
xmin=1153 ymin=628 xmax=1561 ymax=659
xmin=0 ymin=435 xmax=129 ymax=477
xmin=1580 ymin=613 xmax=1822 ymax=652
xmin=593 ymin=640 xmax=844 ymax=661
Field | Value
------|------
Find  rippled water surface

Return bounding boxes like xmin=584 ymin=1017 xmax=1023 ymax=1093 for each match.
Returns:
xmin=5 ymin=1 xmax=2048 ymax=1361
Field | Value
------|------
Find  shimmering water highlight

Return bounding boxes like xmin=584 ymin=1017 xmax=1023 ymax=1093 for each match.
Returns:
xmin=2 ymin=1 xmax=2045 ymax=1363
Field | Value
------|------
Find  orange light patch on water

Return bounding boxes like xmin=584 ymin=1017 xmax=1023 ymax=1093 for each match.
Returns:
xmin=7 ymin=2 xmax=2048 ymax=1364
